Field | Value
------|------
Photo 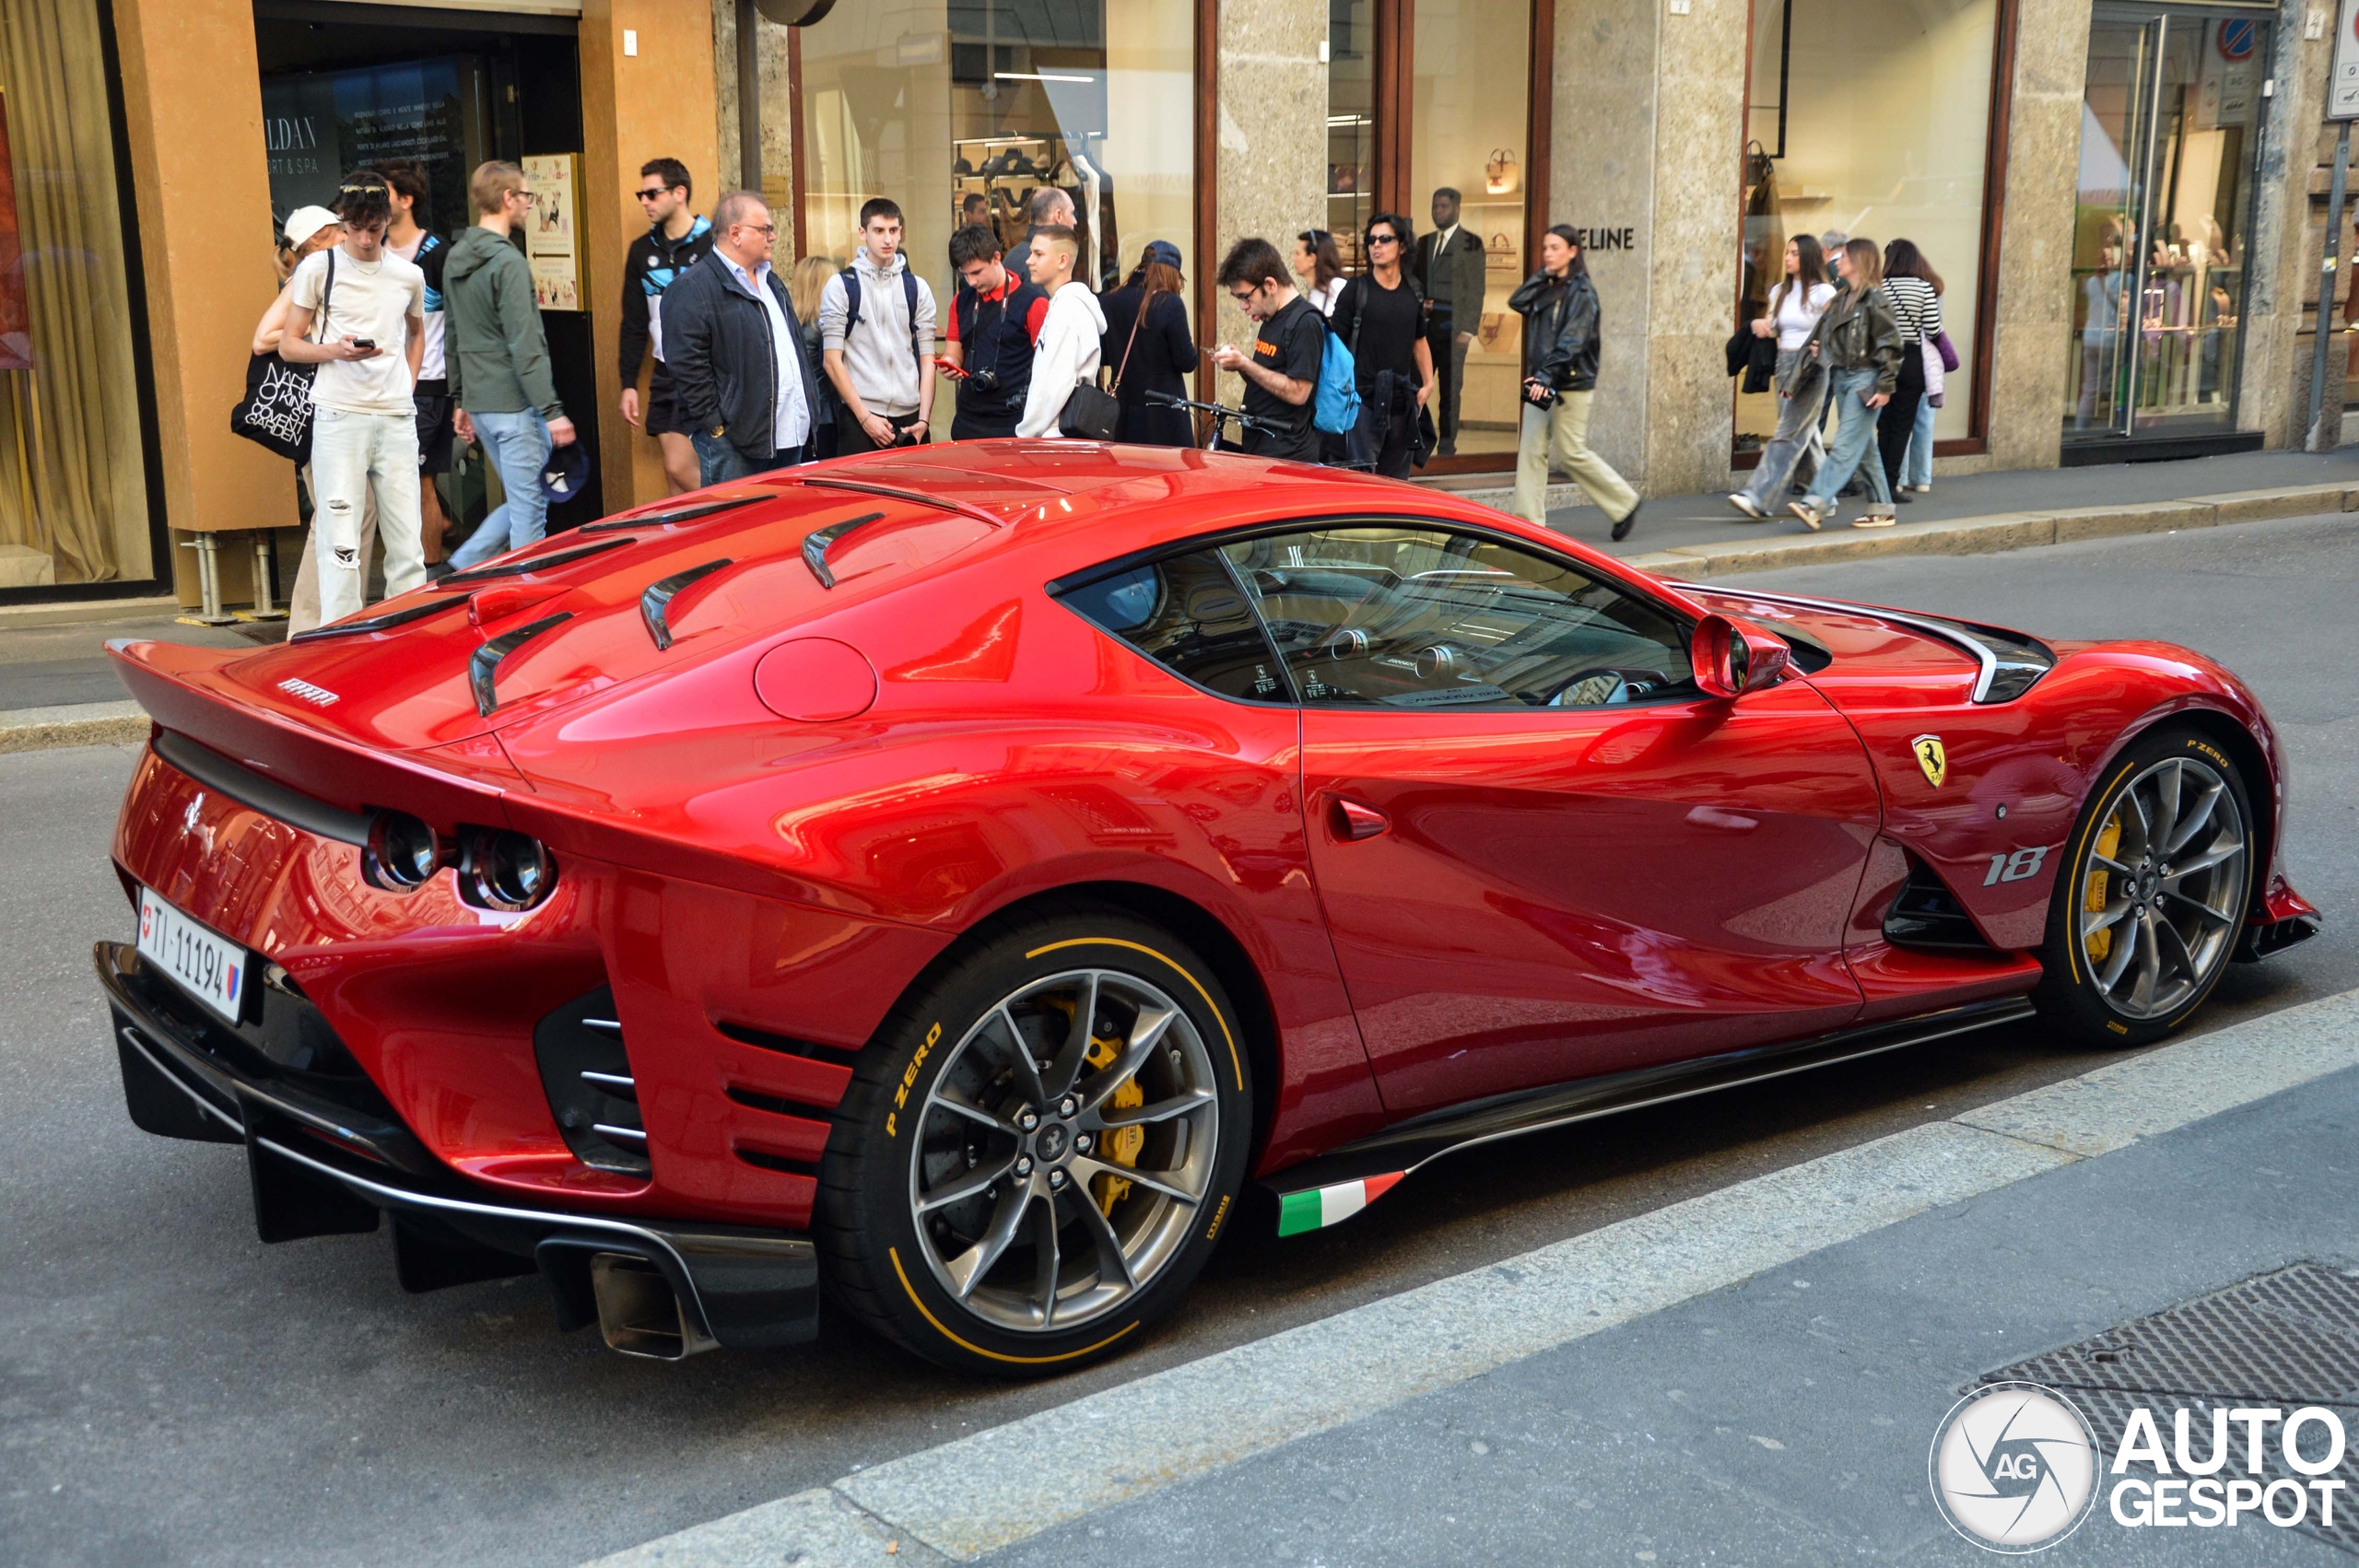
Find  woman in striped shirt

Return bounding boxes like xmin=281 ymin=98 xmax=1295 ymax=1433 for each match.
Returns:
xmin=1876 ymin=240 xmax=1942 ymax=504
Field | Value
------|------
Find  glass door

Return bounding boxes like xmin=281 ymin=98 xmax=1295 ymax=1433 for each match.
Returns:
xmin=2067 ymin=6 xmax=2269 ymax=443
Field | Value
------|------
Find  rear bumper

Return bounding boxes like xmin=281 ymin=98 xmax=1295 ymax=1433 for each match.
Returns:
xmin=96 ymin=941 xmax=820 ymax=1350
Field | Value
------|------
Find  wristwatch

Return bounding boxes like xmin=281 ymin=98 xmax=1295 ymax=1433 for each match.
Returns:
xmin=709 ymin=424 xmax=726 ymax=439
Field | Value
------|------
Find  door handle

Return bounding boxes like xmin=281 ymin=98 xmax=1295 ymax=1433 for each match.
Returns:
xmin=1329 ymin=796 xmax=1390 ymax=841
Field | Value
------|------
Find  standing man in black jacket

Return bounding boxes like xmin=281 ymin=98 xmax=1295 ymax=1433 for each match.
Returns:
xmin=1413 ymin=187 xmax=1487 ymax=457
xmin=663 ymin=190 xmax=826 ymax=484
xmin=617 ymin=158 xmax=715 ymax=495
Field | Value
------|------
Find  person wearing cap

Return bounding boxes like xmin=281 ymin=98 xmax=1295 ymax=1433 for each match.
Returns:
xmin=252 ymin=205 xmax=351 ymax=633
xmin=1101 ymin=239 xmax=1197 ymax=448
xmin=943 ymin=223 xmax=1049 ymax=439
xmin=277 ymin=177 xmax=429 ymax=629
xmin=444 ymin=159 xmax=577 ymax=572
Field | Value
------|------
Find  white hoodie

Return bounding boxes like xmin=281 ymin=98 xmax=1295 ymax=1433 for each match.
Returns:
xmin=1017 ymin=280 xmax=1108 ymax=438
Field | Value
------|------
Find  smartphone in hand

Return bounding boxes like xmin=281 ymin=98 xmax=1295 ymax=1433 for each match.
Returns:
xmin=351 ymin=338 xmax=377 ymax=351
xmin=933 ymin=355 xmax=968 ymax=380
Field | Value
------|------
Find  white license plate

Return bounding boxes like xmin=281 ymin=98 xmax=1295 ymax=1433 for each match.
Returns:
xmin=136 ymin=887 xmax=251 ymax=1024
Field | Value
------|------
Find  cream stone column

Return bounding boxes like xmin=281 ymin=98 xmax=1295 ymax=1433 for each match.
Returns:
xmin=1979 ymin=0 xmax=2091 ymax=473
xmin=1211 ymin=0 xmax=1327 ymax=410
xmin=1551 ymin=0 xmax=1661 ymax=491
xmin=2248 ymin=1 xmax=2333 ymax=449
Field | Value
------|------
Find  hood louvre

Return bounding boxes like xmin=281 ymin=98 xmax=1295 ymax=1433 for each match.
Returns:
xmin=581 ymin=496 xmax=762 ymax=535
xmin=640 ymin=558 xmax=735 ymax=650
xmin=799 ymin=511 xmax=887 ymax=589
xmin=469 ymin=612 xmax=573 ymax=717
xmin=288 ymin=596 xmax=470 ymax=644
xmin=439 ymin=536 xmax=636 ymax=589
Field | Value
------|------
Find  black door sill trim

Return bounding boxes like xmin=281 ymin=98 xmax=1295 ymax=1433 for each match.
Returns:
xmin=1264 ymin=994 xmax=2037 ymax=1199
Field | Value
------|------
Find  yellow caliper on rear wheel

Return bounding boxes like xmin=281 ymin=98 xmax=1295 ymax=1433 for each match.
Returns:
xmin=1083 ymin=1031 xmax=1144 ymax=1215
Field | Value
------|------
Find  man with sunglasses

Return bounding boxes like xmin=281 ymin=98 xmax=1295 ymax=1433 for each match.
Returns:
xmin=1212 ymin=237 xmax=1322 ymax=462
xmin=617 ymin=158 xmax=714 ymax=494
xmin=1333 ymin=213 xmax=1436 ymax=479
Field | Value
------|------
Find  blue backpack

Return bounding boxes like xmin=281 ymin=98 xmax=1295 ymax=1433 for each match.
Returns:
xmin=1314 ymin=320 xmax=1361 ymax=436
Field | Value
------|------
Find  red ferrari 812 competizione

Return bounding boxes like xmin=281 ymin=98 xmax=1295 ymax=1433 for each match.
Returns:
xmin=97 ymin=444 xmax=2318 ymax=1374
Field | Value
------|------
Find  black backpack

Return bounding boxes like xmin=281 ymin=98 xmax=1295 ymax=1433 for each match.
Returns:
xmin=839 ymin=263 xmax=923 ymax=368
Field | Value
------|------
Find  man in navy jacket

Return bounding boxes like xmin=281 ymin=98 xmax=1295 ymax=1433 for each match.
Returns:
xmin=662 ymin=190 xmax=828 ymax=484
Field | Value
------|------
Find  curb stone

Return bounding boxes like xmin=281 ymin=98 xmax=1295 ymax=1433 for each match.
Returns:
xmin=0 ymin=700 xmax=147 ymax=755
xmin=1603 ymin=480 xmax=2357 ymax=582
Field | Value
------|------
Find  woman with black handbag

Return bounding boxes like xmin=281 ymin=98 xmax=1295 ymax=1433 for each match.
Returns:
xmin=1332 ymin=213 xmax=1434 ymax=479
xmin=1098 ymin=241 xmax=1195 ymax=447
xmin=1509 ymin=226 xmax=1641 ymax=540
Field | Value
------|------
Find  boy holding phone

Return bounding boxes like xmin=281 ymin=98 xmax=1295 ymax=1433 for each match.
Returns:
xmin=941 ymin=223 xmax=1048 ymax=439
xmin=818 ymin=198 xmax=938 ymax=451
xmin=279 ymin=176 xmax=428 ymax=631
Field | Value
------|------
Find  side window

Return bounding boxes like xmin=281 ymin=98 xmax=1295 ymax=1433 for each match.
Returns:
xmin=1057 ymin=551 xmax=1292 ymax=704
xmin=1222 ymin=525 xmax=1697 ymax=710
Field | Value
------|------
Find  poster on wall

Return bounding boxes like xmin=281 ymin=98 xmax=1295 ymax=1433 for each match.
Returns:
xmin=522 ymin=153 xmax=582 ymax=312
xmin=0 ymin=92 xmax=29 ymax=371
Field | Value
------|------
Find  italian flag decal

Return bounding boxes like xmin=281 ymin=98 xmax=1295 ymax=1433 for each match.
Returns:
xmin=1276 ymin=1173 xmax=1403 ymax=1236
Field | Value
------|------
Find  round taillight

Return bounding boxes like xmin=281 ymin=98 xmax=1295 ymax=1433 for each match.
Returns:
xmin=464 ymin=829 xmax=556 ymax=912
xmin=364 ymin=811 xmax=443 ymax=892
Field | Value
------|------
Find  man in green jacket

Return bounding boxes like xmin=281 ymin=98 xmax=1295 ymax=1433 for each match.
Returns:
xmin=444 ymin=159 xmax=577 ymax=570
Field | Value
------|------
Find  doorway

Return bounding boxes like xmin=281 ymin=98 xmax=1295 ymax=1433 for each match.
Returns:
xmin=2065 ymin=4 xmax=2271 ymax=453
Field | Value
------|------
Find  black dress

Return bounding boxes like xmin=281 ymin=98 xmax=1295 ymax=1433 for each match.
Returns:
xmin=1098 ymin=285 xmax=1195 ymax=447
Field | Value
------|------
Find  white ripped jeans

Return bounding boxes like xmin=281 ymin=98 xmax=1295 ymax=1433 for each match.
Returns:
xmin=307 ymin=407 xmax=424 ymax=626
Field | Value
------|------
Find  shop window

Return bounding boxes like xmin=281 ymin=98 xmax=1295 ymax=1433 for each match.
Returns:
xmin=1741 ymin=0 xmax=1999 ymax=456
xmin=1326 ymin=0 xmax=1538 ymax=471
xmin=794 ymin=0 xmax=1194 ymax=318
xmin=0 ymin=0 xmax=157 ymax=590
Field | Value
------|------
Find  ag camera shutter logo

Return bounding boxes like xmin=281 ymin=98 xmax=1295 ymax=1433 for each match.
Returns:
xmin=1929 ymin=1382 xmax=2101 ymax=1552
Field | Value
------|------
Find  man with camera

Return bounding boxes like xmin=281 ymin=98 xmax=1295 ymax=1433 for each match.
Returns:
xmin=941 ymin=223 xmax=1048 ymax=439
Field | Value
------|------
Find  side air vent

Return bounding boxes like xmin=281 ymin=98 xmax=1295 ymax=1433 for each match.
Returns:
xmin=534 ymin=987 xmax=651 ymax=1176
xmin=713 ymin=1019 xmax=861 ymax=1070
xmin=1883 ymin=859 xmax=1994 ymax=952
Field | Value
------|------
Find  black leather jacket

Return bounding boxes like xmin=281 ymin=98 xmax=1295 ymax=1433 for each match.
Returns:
xmin=1509 ymin=270 xmax=1600 ymax=392
xmin=661 ymin=252 xmax=829 ymax=460
xmin=1794 ymin=282 xmax=1902 ymax=397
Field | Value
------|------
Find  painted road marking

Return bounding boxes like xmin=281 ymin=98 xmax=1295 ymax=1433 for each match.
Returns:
xmin=583 ymin=987 xmax=2359 ymax=1568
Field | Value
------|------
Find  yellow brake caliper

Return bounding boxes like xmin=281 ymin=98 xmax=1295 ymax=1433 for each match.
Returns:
xmin=2085 ymin=816 xmax=2121 ymax=965
xmin=1083 ymin=1031 xmax=1144 ymax=1215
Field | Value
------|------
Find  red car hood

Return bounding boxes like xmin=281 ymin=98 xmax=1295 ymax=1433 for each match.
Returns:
xmin=124 ymin=482 xmax=999 ymax=755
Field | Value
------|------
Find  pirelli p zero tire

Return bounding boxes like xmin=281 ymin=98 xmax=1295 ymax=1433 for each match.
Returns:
xmin=2035 ymin=724 xmax=2254 ymax=1050
xmin=816 ymin=908 xmax=1255 ymax=1377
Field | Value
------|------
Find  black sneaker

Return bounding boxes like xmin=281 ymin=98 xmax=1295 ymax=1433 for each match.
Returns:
xmin=1612 ymin=502 xmax=1641 ymax=543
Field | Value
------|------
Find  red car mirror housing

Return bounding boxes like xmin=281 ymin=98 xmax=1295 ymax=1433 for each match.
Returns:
xmin=1692 ymin=614 xmax=1794 ymax=699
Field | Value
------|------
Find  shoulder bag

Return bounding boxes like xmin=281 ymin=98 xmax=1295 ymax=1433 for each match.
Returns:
xmin=231 ymin=250 xmax=334 ymax=463
xmin=1058 ymin=291 xmax=1141 ymax=440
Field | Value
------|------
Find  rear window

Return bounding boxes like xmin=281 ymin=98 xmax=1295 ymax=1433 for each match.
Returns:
xmin=1057 ymin=552 xmax=1290 ymax=703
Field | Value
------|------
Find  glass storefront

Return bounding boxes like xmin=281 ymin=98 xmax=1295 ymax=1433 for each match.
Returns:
xmin=794 ymin=0 xmax=1195 ymax=337
xmin=2067 ymin=5 xmax=2269 ymax=444
xmin=0 ymin=0 xmax=158 ymax=591
xmin=1741 ymin=0 xmax=1998 ymax=457
xmin=1324 ymin=0 xmax=1533 ymax=466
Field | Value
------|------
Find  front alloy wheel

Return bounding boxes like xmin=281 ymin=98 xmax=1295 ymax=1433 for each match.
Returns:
xmin=2040 ymin=728 xmax=2253 ymax=1047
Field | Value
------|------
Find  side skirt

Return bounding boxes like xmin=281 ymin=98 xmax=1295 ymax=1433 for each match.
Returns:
xmin=1264 ymin=995 xmax=2037 ymax=1235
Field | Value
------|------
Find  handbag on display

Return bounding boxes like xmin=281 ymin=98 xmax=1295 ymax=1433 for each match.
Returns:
xmin=231 ymin=251 xmax=333 ymax=462
xmin=1485 ymin=147 xmax=1519 ymax=195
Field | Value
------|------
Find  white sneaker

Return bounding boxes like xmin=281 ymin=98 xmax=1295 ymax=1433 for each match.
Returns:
xmin=1727 ymin=493 xmax=1767 ymax=521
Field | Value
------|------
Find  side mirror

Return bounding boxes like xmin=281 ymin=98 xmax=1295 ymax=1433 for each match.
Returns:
xmin=1692 ymin=613 xmax=1794 ymax=699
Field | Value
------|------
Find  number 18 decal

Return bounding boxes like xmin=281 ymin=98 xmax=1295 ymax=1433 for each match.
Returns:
xmin=1984 ymin=846 xmax=2052 ymax=885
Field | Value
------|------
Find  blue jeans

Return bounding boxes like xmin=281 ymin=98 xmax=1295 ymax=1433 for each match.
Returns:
xmin=1740 ymin=350 xmax=1827 ymax=509
xmin=450 ymin=409 xmax=552 ymax=568
xmin=1902 ymin=396 xmax=1937 ymax=488
xmin=692 ymin=430 xmax=805 ymax=486
xmin=1803 ymin=369 xmax=1894 ymax=512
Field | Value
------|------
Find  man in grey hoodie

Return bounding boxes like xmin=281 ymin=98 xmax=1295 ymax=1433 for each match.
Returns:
xmin=444 ymin=160 xmax=575 ymax=570
xmin=817 ymin=197 xmax=937 ymax=453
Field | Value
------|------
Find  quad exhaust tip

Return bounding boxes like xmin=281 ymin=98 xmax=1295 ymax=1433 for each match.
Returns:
xmin=591 ymin=1252 xmax=719 ymax=1361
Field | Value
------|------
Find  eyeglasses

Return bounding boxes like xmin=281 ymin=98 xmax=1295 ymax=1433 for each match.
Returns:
xmin=634 ymin=187 xmax=671 ymax=202
xmin=1367 ymin=232 xmax=1400 ymax=248
xmin=735 ymin=223 xmax=778 ymax=238
xmin=1227 ymin=287 xmax=1260 ymax=308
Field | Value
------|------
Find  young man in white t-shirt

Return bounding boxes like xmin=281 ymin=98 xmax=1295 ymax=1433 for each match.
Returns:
xmin=280 ymin=180 xmax=428 ymax=627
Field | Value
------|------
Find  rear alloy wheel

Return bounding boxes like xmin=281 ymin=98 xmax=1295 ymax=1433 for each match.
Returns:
xmin=2037 ymin=728 xmax=2253 ymax=1047
xmin=818 ymin=911 xmax=1252 ymax=1375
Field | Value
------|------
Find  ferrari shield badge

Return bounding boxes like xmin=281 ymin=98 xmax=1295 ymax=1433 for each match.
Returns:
xmin=1911 ymin=734 xmax=1948 ymax=788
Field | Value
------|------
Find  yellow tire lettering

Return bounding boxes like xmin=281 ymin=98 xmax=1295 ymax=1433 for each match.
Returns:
xmin=1205 ymin=1192 xmax=1231 ymax=1241
xmin=886 ymin=1111 xmax=898 ymax=1137
xmin=2107 ymin=1021 xmax=2129 ymax=1035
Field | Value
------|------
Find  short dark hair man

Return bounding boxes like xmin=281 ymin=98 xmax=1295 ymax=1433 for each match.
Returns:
xmin=943 ymin=224 xmax=1049 ymax=439
xmin=618 ymin=156 xmax=715 ymax=494
xmin=372 ymin=161 xmax=456 ymax=566
xmin=663 ymin=189 xmax=826 ymax=484
xmin=819 ymin=196 xmax=939 ymax=452
xmin=1414 ymin=185 xmax=1486 ymax=457
xmin=960 ymin=192 xmax=989 ymax=227
xmin=1214 ymin=237 xmax=1323 ymax=462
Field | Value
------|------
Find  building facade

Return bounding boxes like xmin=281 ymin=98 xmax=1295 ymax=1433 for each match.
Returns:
xmin=0 ymin=0 xmax=2340 ymax=610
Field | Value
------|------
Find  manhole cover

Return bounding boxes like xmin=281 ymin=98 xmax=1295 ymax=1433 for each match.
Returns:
xmin=1979 ymin=1262 xmax=2359 ymax=1554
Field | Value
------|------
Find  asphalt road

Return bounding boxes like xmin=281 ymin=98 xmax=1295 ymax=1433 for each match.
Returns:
xmin=2 ymin=513 xmax=2353 ymax=1568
